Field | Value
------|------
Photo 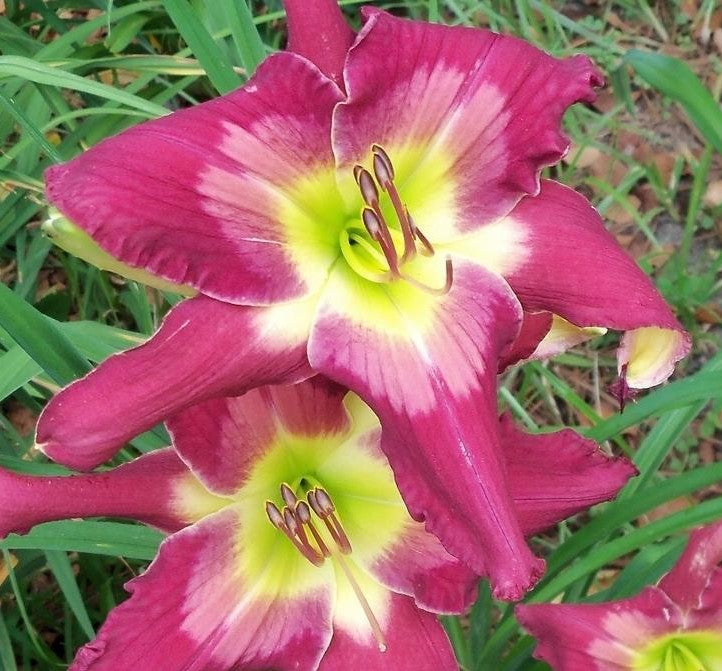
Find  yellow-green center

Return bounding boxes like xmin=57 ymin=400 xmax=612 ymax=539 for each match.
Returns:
xmin=633 ymin=630 xmax=722 ymax=671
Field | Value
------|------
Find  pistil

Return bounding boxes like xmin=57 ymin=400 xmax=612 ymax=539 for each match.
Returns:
xmin=350 ymin=144 xmax=453 ymax=295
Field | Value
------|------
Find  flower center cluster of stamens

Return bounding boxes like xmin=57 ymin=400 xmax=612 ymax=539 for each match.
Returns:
xmin=340 ymin=144 xmax=453 ymax=294
xmin=265 ymin=483 xmax=352 ymax=566
xmin=265 ymin=482 xmax=387 ymax=653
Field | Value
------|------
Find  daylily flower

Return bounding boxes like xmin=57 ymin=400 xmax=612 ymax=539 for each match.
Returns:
xmin=37 ymin=0 xmax=687 ymax=599
xmin=7 ymin=378 xmax=634 ymax=669
xmin=517 ymin=521 xmax=722 ymax=671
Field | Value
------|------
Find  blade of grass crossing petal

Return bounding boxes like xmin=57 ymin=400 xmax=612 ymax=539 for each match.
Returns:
xmin=0 ymin=283 xmax=91 ymax=385
xmin=0 ymin=609 xmax=17 ymax=671
xmin=1 ymin=522 xmax=164 ymax=560
xmin=222 ymin=0 xmax=266 ymax=76
xmin=0 ymin=56 xmax=168 ymax=117
xmin=44 ymin=550 xmax=95 ymax=640
xmin=0 ymin=89 xmax=63 ymax=163
xmin=161 ymin=0 xmax=241 ymax=94
xmin=624 ymin=50 xmax=722 ymax=153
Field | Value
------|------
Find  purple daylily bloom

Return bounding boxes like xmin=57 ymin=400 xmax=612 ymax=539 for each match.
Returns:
xmin=6 ymin=378 xmax=635 ymax=669
xmin=37 ymin=1 xmax=686 ymax=599
xmin=517 ymin=521 xmax=722 ymax=670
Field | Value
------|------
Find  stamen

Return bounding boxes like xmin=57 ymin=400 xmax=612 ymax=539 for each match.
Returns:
xmin=355 ymin=166 xmax=380 ymax=207
xmin=371 ymin=145 xmax=416 ymax=262
xmin=265 ymin=500 xmax=324 ymax=567
xmin=314 ymin=488 xmax=335 ymax=516
xmin=335 ymin=553 xmax=387 ymax=653
xmin=407 ymin=211 xmax=435 ymax=255
xmin=265 ymin=501 xmax=287 ymax=531
xmin=283 ymin=506 xmax=299 ymax=537
xmin=297 ymin=500 xmax=332 ymax=558
xmin=280 ymin=482 xmax=298 ymax=508
xmin=308 ymin=488 xmax=353 ymax=555
xmin=371 ymin=144 xmax=394 ymax=182
xmin=361 ymin=208 xmax=399 ymax=276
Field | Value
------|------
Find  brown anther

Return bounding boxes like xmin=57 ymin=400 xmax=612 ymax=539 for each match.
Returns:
xmin=353 ymin=164 xmax=364 ymax=182
xmin=265 ymin=501 xmax=286 ymax=530
xmin=360 ymin=208 xmax=400 ymax=275
xmin=283 ymin=506 xmax=299 ymax=536
xmin=307 ymin=489 xmax=323 ymax=517
xmin=280 ymin=483 xmax=298 ymax=508
xmin=315 ymin=488 xmax=335 ymax=516
xmin=372 ymin=153 xmax=393 ymax=188
xmin=356 ymin=167 xmax=380 ymax=207
xmin=295 ymin=500 xmax=312 ymax=525
xmin=362 ymin=208 xmax=382 ymax=240
xmin=371 ymin=144 xmax=395 ymax=183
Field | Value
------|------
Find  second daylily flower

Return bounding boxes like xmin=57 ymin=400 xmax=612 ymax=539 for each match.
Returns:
xmin=38 ymin=1 xmax=687 ymax=598
xmin=6 ymin=378 xmax=635 ymax=669
xmin=517 ymin=521 xmax=722 ymax=671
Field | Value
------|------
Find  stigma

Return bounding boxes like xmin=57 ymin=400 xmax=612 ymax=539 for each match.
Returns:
xmin=349 ymin=144 xmax=453 ymax=295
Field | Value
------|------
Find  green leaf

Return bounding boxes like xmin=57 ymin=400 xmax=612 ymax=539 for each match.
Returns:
xmin=624 ymin=50 xmax=722 ymax=154
xmin=0 ymin=55 xmax=168 ymax=118
xmin=0 ymin=345 xmax=41 ymax=401
xmin=1 ymin=521 xmax=164 ymax=560
xmin=0 ymin=609 xmax=18 ymax=671
xmin=0 ymin=283 xmax=90 ymax=386
xmin=104 ymin=13 xmax=151 ymax=54
xmin=0 ymin=88 xmax=63 ymax=163
xmin=161 ymin=0 xmax=242 ymax=94
xmin=222 ymin=0 xmax=266 ymax=76
xmin=586 ymin=369 xmax=722 ymax=442
xmin=44 ymin=551 xmax=95 ymax=640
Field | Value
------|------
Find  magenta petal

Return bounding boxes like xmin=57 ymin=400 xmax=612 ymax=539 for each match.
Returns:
xmin=517 ymin=587 xmax=683 ymax=670
xmin=37 ymin=296 xmax=312 ymax=471
xmin=501 ymin=414 xmax=637 ymax=536
xmin=504 ymin=180 xmax=690 ymax=384
xmin=71 ymin=508 xmax=333 ymax=671
xmin=0 ymin=450 xmax=195 ymax=536
xmin=658 ymin=521 xmax=722 ymax=612
xmin=318 ymin=592 xmax=458 ymax=671
xmin=168 ymin=377 xmax=349 ymax=495
xmin=309 ymin=261 xmax=545 ymax=600
xmin=367 ymin=522 xmax=478 ymax=615
xmin=498 ymin=311 xmax=553 ymax=371
xmin=283 ymin=0 xmax=354 ymax=87
xmin=46 ymin=53 xmax=342 ymax=305
xmin=334 ymin=9 xmax=602 ymax=230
